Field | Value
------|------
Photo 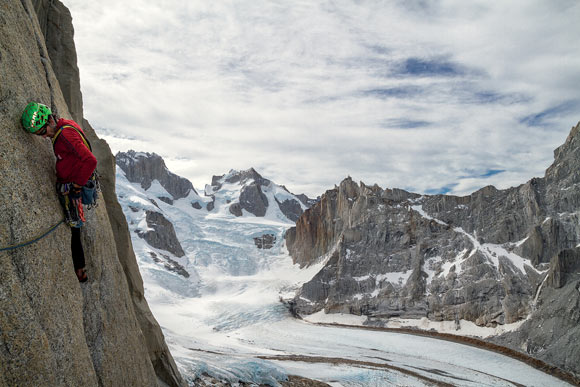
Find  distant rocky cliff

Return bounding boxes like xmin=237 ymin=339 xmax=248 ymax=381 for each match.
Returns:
xmin=117 ymin=150 xmax=197 ymax=201
xmin=0 ymin=1 xmax=184 ymax=386
xmin=286 ymin=122 xmax=580 ymax=376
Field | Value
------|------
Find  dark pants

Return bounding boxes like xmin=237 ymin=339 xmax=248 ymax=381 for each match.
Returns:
xmin=71 ymin=227 xmax=85 ymax=270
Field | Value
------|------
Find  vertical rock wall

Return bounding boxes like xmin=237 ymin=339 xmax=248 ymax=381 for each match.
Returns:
xmin=0 ymin=1 xmax=184 ymax=385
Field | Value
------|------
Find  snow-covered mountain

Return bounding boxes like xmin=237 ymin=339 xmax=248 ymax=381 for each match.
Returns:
xmin=115 ymin=154 xmax=316 ymax=283
xmin=204 ymin=167 xmax=313 ymax=222
xmin=114 ymin=152 xmax=573 ymax=386
xmin=117 ymin=151 xmax=314 ymax=222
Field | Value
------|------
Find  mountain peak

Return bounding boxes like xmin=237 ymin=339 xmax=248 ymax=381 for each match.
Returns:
xmin=116 ymin=150 xmax=197 ymax=200
xmin=211 ymin=167 xmax=266 ymax=189
xmin=205 ymin=167 xmax=315 ymax=221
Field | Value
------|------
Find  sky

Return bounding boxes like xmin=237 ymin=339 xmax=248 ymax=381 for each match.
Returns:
xmin=63 ymin=0 xmax=580 ymax=198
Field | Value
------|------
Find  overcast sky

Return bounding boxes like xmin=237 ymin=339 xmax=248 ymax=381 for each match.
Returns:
xmin=63 ymin=0 xmax=580 ymax=198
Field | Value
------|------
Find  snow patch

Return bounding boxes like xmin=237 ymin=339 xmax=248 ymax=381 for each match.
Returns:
xmin=453 ymin=227 xmax=540 ymax=275
xmin=376 ymin=270 xmax=412 ymax=285
xmin=147 ymin=179 xmax=173 ymax=198
xmin=384 ymin=317 xmax=527 ymax=338
xmin=514 ymin=236 xmax=529 ymax=247
xmin=423 ymin=256 xmax=442 ymax=285
xmin=439 ymin=249 xmax=470 ymax=277
xmin=411 ymin=205 xmax=448 ymax=226
xmin=353 ymin=274 xmax=371 ymax=282
xmin=303 ymin=310 xmax=367 ymax=325
xmin=353 ymin=270 xmax=412 ymax=286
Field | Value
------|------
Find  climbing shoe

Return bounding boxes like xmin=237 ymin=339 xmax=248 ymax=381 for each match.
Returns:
xmin=76 ymin=268 xmax=88 ymax=283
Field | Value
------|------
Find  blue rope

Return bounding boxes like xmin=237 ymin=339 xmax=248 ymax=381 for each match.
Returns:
xmin=0 ymin=220 xmax=65 ymax=252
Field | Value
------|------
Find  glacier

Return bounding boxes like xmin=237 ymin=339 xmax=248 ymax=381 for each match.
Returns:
xmin=115 ymin=167 xmax=570 ymax=386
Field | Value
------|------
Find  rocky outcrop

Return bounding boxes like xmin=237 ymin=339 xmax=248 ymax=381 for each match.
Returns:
xmin=229 ymin=202 xmax=243 ymax=217
xmin=149 ymin=252 xmax=190 ymax=278
xmin=240 ymin=183 xmax=269 ymax=217
xmin=117 ymin=150 xmax=197 ymax=200
xmin=286 ymin=123 xmax=580 ymax=376
xmin=137 ymin=211 xmax=186 ymax=258
xmin=296 ymin=193 xmax=320 ymax=208
xmin=0 ymin=1 xmax=184 ymax=385
xmin=254 ymin=234 xmax=276 ymax=249
xmin=276 ymin=197 xmax=304 ymax=222
xmin=546 ymin=248 xmax=580 ymax=288
xmin=212 ymin=167 xmax=267 ymax=190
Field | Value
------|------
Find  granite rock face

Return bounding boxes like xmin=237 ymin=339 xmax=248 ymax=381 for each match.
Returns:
xmin=0 ymin=1 xmax=184 ymax=385
xmin=32 ymin=0 xmax=83 ymax=124
xmin=117 ymin=150 xmax=197 ymax=200
xmin=286 ymin=123 xmax=580 ymax=376
xmin=490 ymin=262 xmax=580 ymax=377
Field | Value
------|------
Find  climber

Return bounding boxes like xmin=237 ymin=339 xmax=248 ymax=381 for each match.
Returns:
xmin=21 ymin=102 xmax=97 ymax=283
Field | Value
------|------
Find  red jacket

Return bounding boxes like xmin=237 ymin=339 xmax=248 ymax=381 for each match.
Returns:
xmin=53 ymin=118 xmax=97 ymax=186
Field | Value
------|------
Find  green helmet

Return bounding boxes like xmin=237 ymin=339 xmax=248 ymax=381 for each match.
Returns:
xmin=21 ymin=102 xmax=52 ymax=133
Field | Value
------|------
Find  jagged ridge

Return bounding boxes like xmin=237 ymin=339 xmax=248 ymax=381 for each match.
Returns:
xmin=285 ymin=122 xmax=580 ymax=376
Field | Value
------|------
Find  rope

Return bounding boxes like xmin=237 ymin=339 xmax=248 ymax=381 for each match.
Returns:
xmin=0 ymin=220 xmax=64 ymax=252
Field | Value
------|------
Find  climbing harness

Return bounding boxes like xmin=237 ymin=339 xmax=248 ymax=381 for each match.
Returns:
xmin=0 ymin=220 xmax=64 ymax=252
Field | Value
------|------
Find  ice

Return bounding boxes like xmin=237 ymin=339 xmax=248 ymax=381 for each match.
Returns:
xmin=115 ymin=166 xmax=569 ymax=386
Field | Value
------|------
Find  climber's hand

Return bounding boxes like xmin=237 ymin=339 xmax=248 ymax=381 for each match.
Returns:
xmin=69 ymin=184 xmax=82 ymax=199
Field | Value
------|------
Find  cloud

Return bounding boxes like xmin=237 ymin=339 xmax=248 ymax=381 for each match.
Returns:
xmin=394 ymin=57 xmax=466 ymax=78
xmin=519 ymin=100 xmax=580 ymax=127
xmin=63 ymin=0 xmax=580 ymax=198
xmin=480 ymin=169 xmax=506 ymax=178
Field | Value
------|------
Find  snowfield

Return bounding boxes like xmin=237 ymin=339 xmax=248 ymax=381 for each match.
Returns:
xmin=116 ymin=168 xmax=570 ymax=386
